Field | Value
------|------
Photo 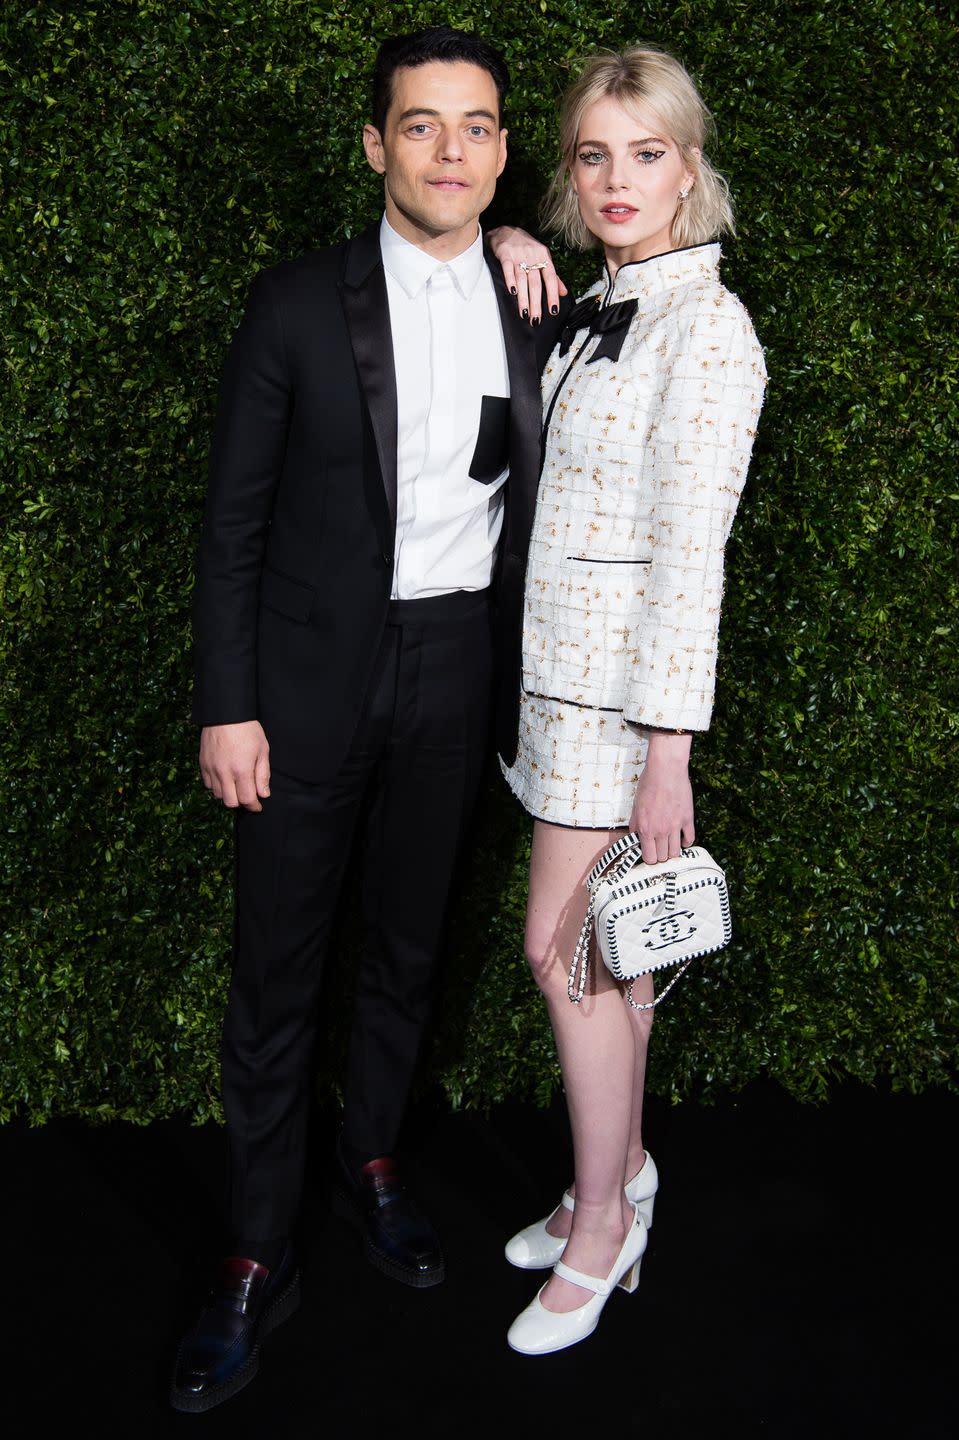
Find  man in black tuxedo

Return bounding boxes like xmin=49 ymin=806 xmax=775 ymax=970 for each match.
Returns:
xmin=171 ymin=26 xmax=564 ymax=1412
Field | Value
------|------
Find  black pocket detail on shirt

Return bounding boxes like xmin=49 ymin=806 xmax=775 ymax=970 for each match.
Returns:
xmin=468 ymin=395 xmax=510 ymax=484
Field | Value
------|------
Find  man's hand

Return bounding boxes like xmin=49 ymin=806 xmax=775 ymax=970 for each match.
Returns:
xmin=199 ymin=721 xmax=271 ymax=812
xmin=485 ymin=225 xmax=568 ymax=323
xmin=629 ymin=731 xmax=694 ymax=864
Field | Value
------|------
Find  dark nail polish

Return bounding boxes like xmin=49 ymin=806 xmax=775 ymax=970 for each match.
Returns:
xmin=533 ymin=315 xmax=541 ymax=326
xmin=510 ymin=286 xmax=517 ymax=295
xmin=550 ymin=305 xmax=559 ymax=315
xmin=522 ymin=308 xmax=529 ymax=319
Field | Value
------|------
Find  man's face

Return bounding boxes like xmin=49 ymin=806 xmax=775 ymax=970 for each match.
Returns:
xmin=363 ymin=60 xmax=507 ymax=253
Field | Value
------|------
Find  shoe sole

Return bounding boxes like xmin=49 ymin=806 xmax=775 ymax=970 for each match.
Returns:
xmin=169 ymin=1269 xmax=301 ymax=1413
xmin=331 ymin=1184 xmax=445 ymax=1289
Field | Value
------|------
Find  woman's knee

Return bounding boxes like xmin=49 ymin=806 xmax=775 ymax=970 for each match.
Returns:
xmin=524 ymin=923 xmax=567 ymax=995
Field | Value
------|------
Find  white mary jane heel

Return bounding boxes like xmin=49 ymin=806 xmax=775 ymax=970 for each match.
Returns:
xmin=506 ymin=1204 xmax=647 ymax=1356
xmin=504 ymin=1152 xmax=658 ymax=1270
xmin=503 ymin=1190 xmax=575 ymax=1269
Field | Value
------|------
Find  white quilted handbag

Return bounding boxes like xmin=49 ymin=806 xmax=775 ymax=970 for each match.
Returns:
xmin=567 ymin=835 xmax=732 ymax=1010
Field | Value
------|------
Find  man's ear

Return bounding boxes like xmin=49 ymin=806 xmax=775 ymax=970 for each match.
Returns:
xmin=496 ymin=128 xmax=508 ymax=179
xmin=363 ymin=123 xmax=386 ymax=175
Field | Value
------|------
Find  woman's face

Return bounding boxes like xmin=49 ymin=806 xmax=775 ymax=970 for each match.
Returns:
xmin=570 ymin=96 xmax=696 ymax=272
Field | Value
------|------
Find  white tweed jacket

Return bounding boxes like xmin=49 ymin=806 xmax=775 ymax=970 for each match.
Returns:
xmin=522 ymin=242 xmax=766 ymax=730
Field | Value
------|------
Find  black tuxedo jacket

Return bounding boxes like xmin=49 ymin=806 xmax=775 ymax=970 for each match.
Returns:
xmin=191 ymin=221 xmax=565 ymax=781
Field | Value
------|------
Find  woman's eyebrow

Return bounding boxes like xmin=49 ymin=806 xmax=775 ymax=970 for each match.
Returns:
xmin=577 ymin=135 xmax=669 ymax=147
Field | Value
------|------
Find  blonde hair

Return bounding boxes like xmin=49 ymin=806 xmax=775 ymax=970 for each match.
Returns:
xmin=541 ymin=45 xmax=735 ymax=251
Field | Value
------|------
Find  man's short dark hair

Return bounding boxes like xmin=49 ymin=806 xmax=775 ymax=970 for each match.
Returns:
xmin=371 ymin=26 xmax=510 ymax=134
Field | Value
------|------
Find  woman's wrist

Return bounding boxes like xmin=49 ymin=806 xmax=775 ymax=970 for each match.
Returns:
xmin=644 ymin=728 xmax=693 ymax=765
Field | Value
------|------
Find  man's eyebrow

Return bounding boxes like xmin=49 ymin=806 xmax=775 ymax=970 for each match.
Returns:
xmin=396 ymin=107 xmax=498 ymax=123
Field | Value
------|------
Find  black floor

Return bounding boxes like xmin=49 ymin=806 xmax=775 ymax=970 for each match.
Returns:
xmin=7 ymin=1078 xmax=955 ymax=1438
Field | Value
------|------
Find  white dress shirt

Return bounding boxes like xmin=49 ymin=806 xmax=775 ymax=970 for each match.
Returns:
xmin=380 ymin=216 xmax=510 ymax=600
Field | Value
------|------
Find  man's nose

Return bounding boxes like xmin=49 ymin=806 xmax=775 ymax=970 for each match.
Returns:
xmin=435 ymin=126 xmax=465 ymax=162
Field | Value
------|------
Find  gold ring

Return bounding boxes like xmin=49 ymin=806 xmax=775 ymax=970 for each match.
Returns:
xmin=519 ymin=261 xmax=549 ymax=271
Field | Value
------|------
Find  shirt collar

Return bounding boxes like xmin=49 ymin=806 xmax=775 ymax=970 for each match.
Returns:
xmin=580 ymin=242 xmax=722 ymax=307
xmin=380 ymin=215 xmax=486 ymax=300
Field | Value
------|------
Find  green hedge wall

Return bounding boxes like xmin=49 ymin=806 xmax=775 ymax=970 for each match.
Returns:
xmin=2 ymin=0 xmax=956 ymax=1124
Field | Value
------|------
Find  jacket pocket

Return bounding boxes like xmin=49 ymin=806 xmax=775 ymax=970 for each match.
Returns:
xmin=259 ymin=567 xmax=315 ymax=624
xmin=565 ymin=556 xmax=651 ymax=565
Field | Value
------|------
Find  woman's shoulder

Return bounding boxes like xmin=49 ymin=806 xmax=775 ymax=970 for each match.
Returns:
xmin=706 ymin=278 xmax=757 ymax=320
xmin=677 ymin=268 xmax=755 ymax=321
xmin=667 ymin=275 xmax=763 ymax=371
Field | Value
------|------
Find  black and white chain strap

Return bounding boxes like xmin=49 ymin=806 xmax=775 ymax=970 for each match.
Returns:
xmin=567 ymin=837 xmax=697 ymax=1011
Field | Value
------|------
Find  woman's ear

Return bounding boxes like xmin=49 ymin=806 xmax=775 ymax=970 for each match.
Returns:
xmin=682 ymin=145 xmax=702 ymax=197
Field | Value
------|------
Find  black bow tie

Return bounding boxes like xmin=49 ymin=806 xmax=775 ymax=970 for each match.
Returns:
xmin=558 ymin=296 xmax=638 ymax=363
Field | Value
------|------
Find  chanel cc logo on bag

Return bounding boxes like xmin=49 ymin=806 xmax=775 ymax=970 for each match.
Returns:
xmin=641 ymin=910 xmax=697 ymax=952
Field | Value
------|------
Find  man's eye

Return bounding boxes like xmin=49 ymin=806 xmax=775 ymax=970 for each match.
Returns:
xmin=467 ymin=125 xmax=489 ymax=137
xmin=408 ymin=124 xmax=431 ymax=135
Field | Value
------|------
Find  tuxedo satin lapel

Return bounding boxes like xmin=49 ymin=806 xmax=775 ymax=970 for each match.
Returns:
xmin=340 ymin=226 xmax=398 ymax=530
xmin=487 ymin=258 xmax=542 ymax=549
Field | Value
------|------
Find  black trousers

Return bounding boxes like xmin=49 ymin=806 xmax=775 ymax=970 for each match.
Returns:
xmin=220 ymin=589 xmax=493 ymax=1243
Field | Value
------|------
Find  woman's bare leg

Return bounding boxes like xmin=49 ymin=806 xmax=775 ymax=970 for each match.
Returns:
xmin=623 ymin=979 xmax=654 ymax=1181
xmin=533 ymin=857 xmax=654 ymax=1245
xmin=523 ymin=819 xmax=645 ymax=1312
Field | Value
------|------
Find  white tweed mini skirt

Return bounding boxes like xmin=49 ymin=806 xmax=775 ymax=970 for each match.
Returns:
xmin=500 ymin=691 xmax=649 ymax=830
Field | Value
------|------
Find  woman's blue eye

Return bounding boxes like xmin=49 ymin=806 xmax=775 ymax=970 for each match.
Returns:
xmin=577 ymin=147 xmax=667 ymax=165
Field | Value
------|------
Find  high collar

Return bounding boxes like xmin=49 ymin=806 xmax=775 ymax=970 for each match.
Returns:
xmin=379 ymin=215 xmax=486 ymax=300
xmin=586 ymin=242 xmax=721 ymax=307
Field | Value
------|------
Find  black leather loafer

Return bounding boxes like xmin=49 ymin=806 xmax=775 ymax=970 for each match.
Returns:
xmin=169 ymin=1252 xmax=300 ymax=1413
xmin=333 ymin=1150 xmax=445 ymax=1289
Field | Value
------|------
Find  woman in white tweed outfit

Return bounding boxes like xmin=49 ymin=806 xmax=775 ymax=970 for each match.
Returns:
xmin=489 ymin=46 xmax=766 ymax=1354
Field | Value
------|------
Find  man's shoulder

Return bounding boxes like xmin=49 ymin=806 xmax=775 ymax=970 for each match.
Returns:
xmin=252 ymin=242 xmax=348 ymax=295
xmin=251 ymin=223 xmax=381 ymax=298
